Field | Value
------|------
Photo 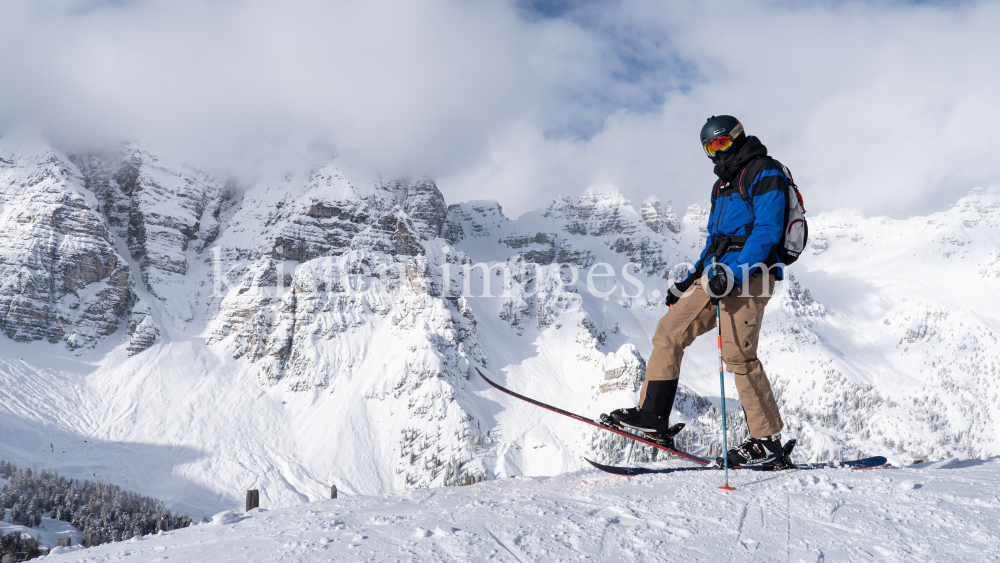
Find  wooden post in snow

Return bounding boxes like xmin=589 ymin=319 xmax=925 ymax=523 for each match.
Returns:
xmin=246 ymin=489 xmax=260 ymax=512
xmin=331 ymin=485 xmax=337 ymax=499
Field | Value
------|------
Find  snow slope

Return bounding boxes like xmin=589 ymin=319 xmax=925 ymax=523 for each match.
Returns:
xmin=0 ymin=511 xmax=80 ymax=551
xmin=0 ymin=131 xmax=998 ymax=526
xmin=43 ymin=457 xmax=1000 ymax=562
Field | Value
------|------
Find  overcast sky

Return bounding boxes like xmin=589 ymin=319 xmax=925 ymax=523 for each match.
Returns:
xmin=1 ymin=0 xmax=996 ymax=219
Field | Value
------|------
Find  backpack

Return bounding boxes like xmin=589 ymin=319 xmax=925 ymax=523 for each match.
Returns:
xmin=736 ymin=158 xmax=808 ymax=265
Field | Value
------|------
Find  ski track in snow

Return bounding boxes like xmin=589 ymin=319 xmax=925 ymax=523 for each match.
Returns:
xmin=43 ymin=458 xmax=1000 ymax=562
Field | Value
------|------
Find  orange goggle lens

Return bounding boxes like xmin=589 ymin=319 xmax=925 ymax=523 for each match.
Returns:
xmin=703 ymin=135 xmax=733 ymax=157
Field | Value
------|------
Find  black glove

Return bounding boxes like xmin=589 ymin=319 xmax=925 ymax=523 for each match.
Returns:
xmin=665 ymin=276 xmax=695 ymax=306
xmin=707 ymin=270 xmax=734 ymax=305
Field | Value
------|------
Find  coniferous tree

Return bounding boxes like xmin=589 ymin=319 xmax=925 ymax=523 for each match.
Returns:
xmin=0 ymin=460 xmax=193 ymax=551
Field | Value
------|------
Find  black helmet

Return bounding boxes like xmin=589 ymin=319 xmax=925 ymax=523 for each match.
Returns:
xmin=700 ymin=115 xmax=743 ymax=145
xmin=700 ymin=115 xmax=745 ymax=158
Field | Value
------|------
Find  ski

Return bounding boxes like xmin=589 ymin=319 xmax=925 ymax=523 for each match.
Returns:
xmin=583 ymin=438 xmax=799 ymax=475
xmin=476 ymin=367 xmax=712 ymax=466
xmin=585 ymin=453 xmax=889 ymax=476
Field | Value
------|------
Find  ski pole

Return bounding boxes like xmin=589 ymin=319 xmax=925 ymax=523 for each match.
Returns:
xmin=713 ymin=257 xmax=736 ymax=491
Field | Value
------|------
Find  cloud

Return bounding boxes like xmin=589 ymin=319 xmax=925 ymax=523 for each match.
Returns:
xmin=0 ymin=0 xmax=539 ymax=180
xmin=444 ymin=0 xmax=1000 ymax=218
xmin=0 ymin=0 xmax=996 ymax=219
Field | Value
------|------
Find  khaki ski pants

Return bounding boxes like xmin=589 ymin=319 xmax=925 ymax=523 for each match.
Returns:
xmin=642 ymin=273 xmax=784 ymax=438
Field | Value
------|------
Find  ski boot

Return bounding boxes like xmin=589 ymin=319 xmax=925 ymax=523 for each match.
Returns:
xmin=716 ymin=436 xmax=796 ymax=470
xmin=600 ymin=408 xmax=685 ymax=449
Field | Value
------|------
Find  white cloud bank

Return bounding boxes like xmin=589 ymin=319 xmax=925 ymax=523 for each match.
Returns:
xmin=0 ymin=0 xmax=996 ymax=218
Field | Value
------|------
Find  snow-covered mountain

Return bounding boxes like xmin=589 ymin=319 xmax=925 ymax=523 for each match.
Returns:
xmin=0 ymin=130 xmax=997 ymax=519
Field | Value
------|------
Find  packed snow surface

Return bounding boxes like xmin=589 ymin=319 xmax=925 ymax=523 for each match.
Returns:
xmin=43 ymin=457 xmax=1000 ymax=562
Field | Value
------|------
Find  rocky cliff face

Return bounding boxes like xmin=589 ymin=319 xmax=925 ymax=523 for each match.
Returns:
xmin=206 ymin=168 xmax=462 ymax=381
xmin=444 ymin=200 xmax=506 ymax=245
xmin=200 ymin=167 xmax=487 ymax=487
xmin=0 ymin=133 xmax=152 ymax=352
xmin=641 ymin=196 xmax=682 ymax=235
xmin=72 ymin=143 xmax=230 ymax=340
xmin=73 ymin=144 xmax=228 ymax=302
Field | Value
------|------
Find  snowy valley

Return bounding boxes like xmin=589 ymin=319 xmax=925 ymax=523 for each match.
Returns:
xmin=0 ymin=127 xmax=997 ymax=542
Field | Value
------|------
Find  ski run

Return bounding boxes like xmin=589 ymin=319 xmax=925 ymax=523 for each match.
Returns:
xmin=42 ymin=456 xmax=1000 ymax=562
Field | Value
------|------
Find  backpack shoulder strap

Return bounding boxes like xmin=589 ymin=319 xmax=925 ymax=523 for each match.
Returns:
xmin=768 ymin=157 xmax=806 ymax=213
xmin=736 ymin=155 xmax=770 ymax=201
xmin=769 ymin=157 xmax=794 ymax=186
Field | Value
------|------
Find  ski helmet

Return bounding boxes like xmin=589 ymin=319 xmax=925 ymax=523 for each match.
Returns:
xmin=700 ymin=115 xmax=744 ymax=158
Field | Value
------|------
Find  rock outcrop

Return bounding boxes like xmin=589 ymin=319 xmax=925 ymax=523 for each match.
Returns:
xmin=0 ymin=133 xmax=147 ymax=351
xmin=73 ymin=143 xmax=228 ymax=303
xmin=445 ymin=200 xmax=506 ymax=244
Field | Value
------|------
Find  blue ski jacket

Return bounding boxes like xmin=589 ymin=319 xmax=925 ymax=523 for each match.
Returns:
xmin=692 ymin=136 xmax=787 ymax=285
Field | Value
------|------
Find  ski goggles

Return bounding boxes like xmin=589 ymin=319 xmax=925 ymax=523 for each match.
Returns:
xmin=703 ymin=135 xmax=734 ymax=157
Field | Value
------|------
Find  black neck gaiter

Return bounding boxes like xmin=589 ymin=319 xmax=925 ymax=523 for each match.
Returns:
xmin=711 ymin=135 xmax=764 ymax=182
xmin=712 ymin=152 xmax=737 ymax=182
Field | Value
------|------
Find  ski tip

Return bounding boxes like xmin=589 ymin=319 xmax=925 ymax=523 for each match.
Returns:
xmin=475 ymin=367 xmax=497 ymax=387
xmin=584 ymin=458 xmax=640 ymax=477
xmin=851 ymin=456 xmax=890 ymax=470
xmin=782 ymin=438 xmax=797 ymax=451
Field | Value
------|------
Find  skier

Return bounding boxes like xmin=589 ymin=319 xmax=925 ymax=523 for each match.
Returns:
xmin=606 ymin=115 xmax=789 ymax=467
